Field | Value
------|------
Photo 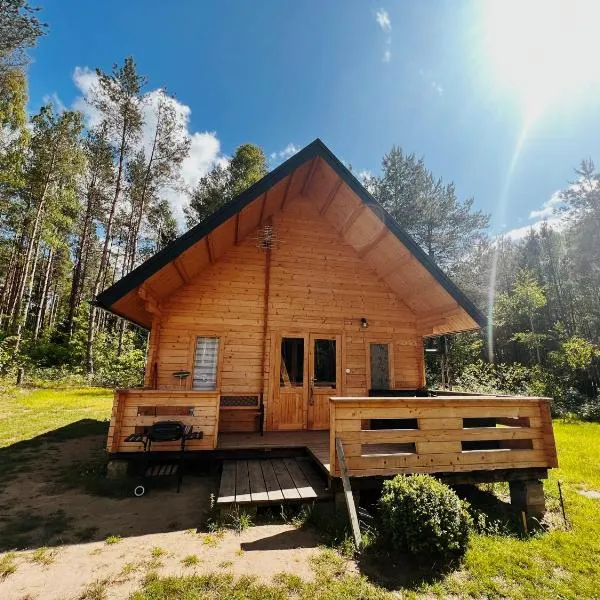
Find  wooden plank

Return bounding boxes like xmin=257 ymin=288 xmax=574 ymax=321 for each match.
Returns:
xmin=261 ymin=460 xmax=284 ymax=502
xmin=335 ymin=438 xmax=362 ymax=549
xmin=295 ymin=458 xmax=329 ymax=496
xmin=271 ymin=459 xmax=301 ymax=500
xmin=283 ymin=458 xmax=317 ymax=499
xmin=235 ymin=460 xmax=252 ymax=503
xmin=248 ymin=460 xmax=269 ymax=502
xmin=217 ymin=461 xmax=237 ymax=504
xmin=340 ymin=427 xmax=543 ymax=444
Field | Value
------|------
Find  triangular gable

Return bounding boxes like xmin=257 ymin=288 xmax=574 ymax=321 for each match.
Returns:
xmin=95 ymin=139 xmax=486 ymax=335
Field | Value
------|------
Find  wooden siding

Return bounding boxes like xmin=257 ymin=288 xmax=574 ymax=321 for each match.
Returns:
xmin=106 ymin=389 xmax=219 ymax=453
xmin=329 ymin=396 xmax=558 ymax=477
xmin=149 ymin=193 xmax=424 ymax=432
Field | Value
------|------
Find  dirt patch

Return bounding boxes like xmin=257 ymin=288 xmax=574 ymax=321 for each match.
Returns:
xmin=0 ymin=525 xmax=325 ymax=600
xmin=577 ymin=488 xmax=600 ymax=500
xmin=0 ymin=428 xmax=326 ymax=599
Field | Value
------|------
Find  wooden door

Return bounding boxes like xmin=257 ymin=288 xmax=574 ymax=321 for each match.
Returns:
xmin=273 ymin=335 xmax=307 ymax=430
xmin=308 ymin=334 xmax=341 ymax=430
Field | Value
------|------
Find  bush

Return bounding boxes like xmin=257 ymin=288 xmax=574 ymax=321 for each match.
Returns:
xmin=378 ymin=474 xmax=472 ymax=559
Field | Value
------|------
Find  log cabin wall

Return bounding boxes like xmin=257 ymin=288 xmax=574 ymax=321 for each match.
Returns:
xmin=148 ymin=192 xmax=424 ymax=432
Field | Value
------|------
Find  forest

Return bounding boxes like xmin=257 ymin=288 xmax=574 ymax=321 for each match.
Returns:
xmin=0 ymin=1 xmax=598 ymax=419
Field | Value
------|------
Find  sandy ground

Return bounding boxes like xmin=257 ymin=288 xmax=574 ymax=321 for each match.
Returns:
xmin=1 ymin=524 xmax=325 ymax=600
xmin=0 ymin=426 xmax=330 ymax=600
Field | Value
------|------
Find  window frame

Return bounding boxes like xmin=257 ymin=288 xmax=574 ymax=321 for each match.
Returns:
xmin=365 ymin=339 xmax=395 ymax=392
xmin=187 ymin=332 xmax=225 ymax=391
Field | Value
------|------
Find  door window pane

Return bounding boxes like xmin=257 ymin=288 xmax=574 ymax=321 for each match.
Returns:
xmin=314 ymin=339 xmax=336 ymax=387
xmin=192 ymin=337 xmax=219 ymax=390
xmin=370 ymin=343 xmax=390 ymax=390
xmin=281 ymin=338 xmax=304 ymax=387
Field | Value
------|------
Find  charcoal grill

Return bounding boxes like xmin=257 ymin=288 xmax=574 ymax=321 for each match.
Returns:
xmin=124 ymin=420 xmax=203 ymax=495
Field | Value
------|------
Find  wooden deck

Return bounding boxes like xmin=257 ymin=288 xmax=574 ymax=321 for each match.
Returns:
xmin=217 ymin=430 xmax=330 ymax=473
xmin=216 ymin=457 xmax=331 ymax=506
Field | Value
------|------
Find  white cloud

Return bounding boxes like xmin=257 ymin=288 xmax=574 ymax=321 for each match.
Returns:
xmin=431 ymin=80 xmax=444 ymax=95
xmin=376 ymin=9 xmax=391 ymax=32
xmin=269 ymin=142 xmax=299 ymax=166
xmin=529 ymin=190 xmax=563 ymax=219
xmin=42 ymin=92 xmax=66 ymax=112
xmin=418 ymin=69 xmax=444 ymax=96
xmin=71 ymin=66 xmax=225 ymax=228
xmin=375 ymin=8 xmax=392 ymax=62
xmin=502 ymin=189 xmax=567 ymax=240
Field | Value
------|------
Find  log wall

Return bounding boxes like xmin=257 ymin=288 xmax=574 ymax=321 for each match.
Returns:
xmin=148 ymin=194 xmax=424 ymax=432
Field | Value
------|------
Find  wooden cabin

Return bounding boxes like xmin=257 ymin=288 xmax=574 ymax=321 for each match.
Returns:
xmin=97 ymin=139 xmax=557 ymax=515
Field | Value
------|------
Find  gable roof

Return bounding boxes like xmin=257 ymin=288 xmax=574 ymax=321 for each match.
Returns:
xmin=95 ymin=138 xmax=486 ymax=334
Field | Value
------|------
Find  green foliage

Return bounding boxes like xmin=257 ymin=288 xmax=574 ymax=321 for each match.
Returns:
xmin=184 ymin=143 xmax=267 ymax=227
xmin=0 ymin=0 xmax=46 ymax=75
xmin=372 ymin=145 xmax=489 ymax=270
xmin=378 ymin=474 xmax=472 ymax=559
xmin=454 ymin=359 xmax=533 ymax=395
xmin=550 ymin=336 xmax=597 ymax=371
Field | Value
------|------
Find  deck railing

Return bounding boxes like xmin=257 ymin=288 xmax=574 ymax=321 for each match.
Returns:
xmin=329 ymin=396 xmax=558 ymax=478
xmin=106 ymin=389 xmax=220 ymax=453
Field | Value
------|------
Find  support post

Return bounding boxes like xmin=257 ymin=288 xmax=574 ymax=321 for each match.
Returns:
xmin=510 ymin=479 xmax=546 ymax=520
xmin=335 ymin=438 xmax=362 ymax=550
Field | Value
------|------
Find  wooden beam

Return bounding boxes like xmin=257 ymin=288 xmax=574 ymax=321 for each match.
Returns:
xmin=358 ymin=227 xmax=389 ymax=258
xmin=138 ymin=285 xmax=161 ymax=315
xmin=340 ymin=204 xmax=366 ymax=236
xmin=302 ymin=157 xmax=319 ymax=196
xmin=335 ymin=438 xmax=362 ymax=550
xmin=206 ymin=235 xmax=215 ymax=264
xmin=320 ymin=178 xmax=343 ymax=215
xmin=417 ymin=303 xmax=460 ymax=324
xmin=234 ymin=212 xmax=241 ymax=245
xmin=280 ymin=171 xmax=295 ymax=210
xmin=377 ymin=253 xmax=414 ymax=280
xmin=259 ymin=191 xmax=267 ymax=224
xmin=173 ymin=258 xmax=190 ymax=285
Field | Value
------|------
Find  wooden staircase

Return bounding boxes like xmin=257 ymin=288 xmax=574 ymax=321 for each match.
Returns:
xmin=216 ymin=456 xmax=331 ymax=508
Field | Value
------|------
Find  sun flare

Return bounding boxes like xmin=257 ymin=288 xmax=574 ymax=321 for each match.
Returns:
xmin=481 ymin=0 xmax=600 ymax=122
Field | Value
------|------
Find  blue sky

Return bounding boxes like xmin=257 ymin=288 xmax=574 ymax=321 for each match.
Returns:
xmin=26 ymin=0 xmax=600 ymax=236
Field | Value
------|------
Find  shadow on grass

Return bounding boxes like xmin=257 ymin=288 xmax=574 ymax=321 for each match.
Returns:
xmin=0 ymin=419 xmax=108 ymax=481
xmin=0 ymin=419 xmax=217 ymax=553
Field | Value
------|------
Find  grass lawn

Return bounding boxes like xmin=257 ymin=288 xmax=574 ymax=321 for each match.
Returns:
xmin=1 ymin=385 xmax=599 ymax=599
xmin=0 ymin=384 xmax=112 ymax=449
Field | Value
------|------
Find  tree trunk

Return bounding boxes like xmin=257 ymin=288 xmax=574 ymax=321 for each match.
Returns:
xmin=66 ymin=182 xmax=95 ymax=338
xmin=86 ymin=120 xmax=128 ymax=375
xmin=33 ymin=246 xmax=53 ymax=340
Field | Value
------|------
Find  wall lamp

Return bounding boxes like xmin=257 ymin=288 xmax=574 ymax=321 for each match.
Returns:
xmin=360 ymin=317 xmax=369 ymax=329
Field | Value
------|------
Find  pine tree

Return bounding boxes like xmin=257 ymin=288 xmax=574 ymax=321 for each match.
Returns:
xmin=184 ymin=143 xmax=267 ymax=227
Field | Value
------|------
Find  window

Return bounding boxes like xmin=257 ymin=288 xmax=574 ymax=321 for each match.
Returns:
xmin=280 ymin=337 xmax=304 ymax=387
xmin=313 ymin=338 xmax=336 ymax=387
xmin=370 ymin=343 xmax=390 ymax=390
xmin=192 ymin=337 xmax=219 ymax=390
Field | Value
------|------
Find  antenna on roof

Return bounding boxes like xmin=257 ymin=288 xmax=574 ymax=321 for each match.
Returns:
xmin=256 ymin=223 xmax=279 ymax=251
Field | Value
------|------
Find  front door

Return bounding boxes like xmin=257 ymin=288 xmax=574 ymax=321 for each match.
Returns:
xmin=275 ymin=336 xmax=306 ymax=430
xmin=273 ymin=333 xmax=341 ymax=430
xmin=308 ymin=334 xmax=341 ymax=430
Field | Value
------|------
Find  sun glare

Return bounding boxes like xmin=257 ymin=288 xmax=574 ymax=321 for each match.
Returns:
xmin=481 ymin=0 xmax=600 ymax=123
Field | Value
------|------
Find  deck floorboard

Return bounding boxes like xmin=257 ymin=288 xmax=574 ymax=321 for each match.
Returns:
xmin=217 ymin=456 xmax=330 ymax=506
xmin=217 ymin=430 xmax=331 ymax=474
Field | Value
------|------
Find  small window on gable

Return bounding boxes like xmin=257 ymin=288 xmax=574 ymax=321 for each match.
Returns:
xmin=192 ymin=337 xmax=219 ymax=390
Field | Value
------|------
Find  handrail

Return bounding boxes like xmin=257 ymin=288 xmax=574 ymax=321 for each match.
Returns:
xmin=329 ymin=396 xmax=558 ymax=478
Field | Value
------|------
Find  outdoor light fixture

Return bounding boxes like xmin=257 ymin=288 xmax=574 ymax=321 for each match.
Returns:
xmin=360 ymin=317 xmax=369 ymax=328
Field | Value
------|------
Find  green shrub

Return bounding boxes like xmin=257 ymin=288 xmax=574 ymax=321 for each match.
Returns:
xmin=378 ymin=474 xmax=472 ymax=559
